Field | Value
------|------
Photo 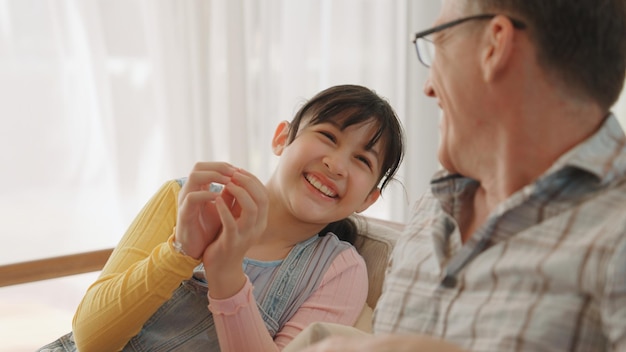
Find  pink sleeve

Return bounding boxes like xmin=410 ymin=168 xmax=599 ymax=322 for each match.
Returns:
xmin=208 ymin=247 xmax=368 ymax=352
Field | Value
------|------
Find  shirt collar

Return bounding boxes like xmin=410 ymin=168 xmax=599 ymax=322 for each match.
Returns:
xmin=431 ymin=113 xmax=626 ymax=192
xmin=549 ymin=113 xmax=626 ymax=186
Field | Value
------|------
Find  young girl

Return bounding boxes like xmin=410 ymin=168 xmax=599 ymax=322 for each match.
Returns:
xmin=39 ymin=84 xmax=404 ymax=351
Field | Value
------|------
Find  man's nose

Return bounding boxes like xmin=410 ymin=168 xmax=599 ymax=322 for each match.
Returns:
xmin=423 ymin=75 xmax=435 ymax=97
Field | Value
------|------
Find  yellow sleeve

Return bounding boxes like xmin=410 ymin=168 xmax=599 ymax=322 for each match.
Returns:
xmin=72 ymin=180 xmax=202 ymax=351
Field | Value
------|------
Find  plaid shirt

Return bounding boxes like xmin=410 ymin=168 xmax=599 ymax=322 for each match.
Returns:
xmin=374 ymin=114 xmax=626 ymax=352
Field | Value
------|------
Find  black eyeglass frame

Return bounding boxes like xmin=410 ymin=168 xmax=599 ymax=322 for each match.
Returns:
xmin=412 ymin=14 xmax=526 ymax=67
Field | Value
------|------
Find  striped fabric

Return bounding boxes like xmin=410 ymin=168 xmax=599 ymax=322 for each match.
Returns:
xmin=374 ymin=114 xmax=626 ymax=352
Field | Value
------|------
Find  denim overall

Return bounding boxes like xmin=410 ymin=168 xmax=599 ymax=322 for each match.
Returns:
xmin=39 ymin=233 xmax=350 ymax=352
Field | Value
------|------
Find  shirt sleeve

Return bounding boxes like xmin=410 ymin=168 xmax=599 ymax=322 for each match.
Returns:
xmin=71 ymin=180 xmax=201 ymax=351
xmin=209 ymin=246 xmax=368 ymax=352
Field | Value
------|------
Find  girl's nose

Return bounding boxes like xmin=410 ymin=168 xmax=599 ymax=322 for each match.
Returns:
xmin=323 ymin=153 xmax=347 ymax=176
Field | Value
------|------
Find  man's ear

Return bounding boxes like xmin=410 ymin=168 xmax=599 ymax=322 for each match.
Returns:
xmin=272 ymin=120 xmax=290 ymax=156
xmin=481 ymin=15 xmax=515 ymax=82
xmin=355 ymin=188 xmax=381 ymax=213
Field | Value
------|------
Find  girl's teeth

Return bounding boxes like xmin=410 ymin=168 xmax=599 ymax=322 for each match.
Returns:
xmin=306 ymin=175 xmax=336 ymax=197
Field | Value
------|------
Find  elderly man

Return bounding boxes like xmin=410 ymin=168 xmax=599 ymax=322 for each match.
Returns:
xmin=304 ymin=0 xmax=626 ymax=351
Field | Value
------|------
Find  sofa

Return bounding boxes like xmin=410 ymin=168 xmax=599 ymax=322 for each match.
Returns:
xmin=351 ymin=215 xmax=404 ymax=328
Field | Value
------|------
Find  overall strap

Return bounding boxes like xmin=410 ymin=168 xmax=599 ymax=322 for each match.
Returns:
xmin=258 ymin=234 xmax=351 ymax=336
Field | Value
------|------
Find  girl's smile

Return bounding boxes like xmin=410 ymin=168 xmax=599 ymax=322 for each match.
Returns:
xmin=304 ymin=173 xmax=338 ymax=198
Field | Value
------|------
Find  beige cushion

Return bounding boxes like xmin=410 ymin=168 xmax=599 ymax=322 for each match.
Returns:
xmin=353 ymin=303 xmax=373 ymax=333
xmin=352 ymin=215 xmax=404 ymax=308
xmin=283 ymin=322 xmax=370 ymax=352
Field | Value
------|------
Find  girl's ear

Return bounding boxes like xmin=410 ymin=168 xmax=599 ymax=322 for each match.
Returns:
xmin=355 ymin=188 xmax=381 ymax=213
xmin=272 ymin=120 xmax=291 ymax=156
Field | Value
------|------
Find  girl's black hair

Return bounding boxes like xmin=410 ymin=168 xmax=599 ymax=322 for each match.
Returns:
xmin=287 ymin=85 xmax=405 ymax=244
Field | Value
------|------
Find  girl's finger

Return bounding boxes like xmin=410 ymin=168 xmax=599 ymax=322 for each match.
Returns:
xmin=186 ymin=171 xmax=232 ymax=192
xmin=191 ymin=161 xmax=236 ymax=173
xmin=184 ymin=190 xmax=221 ymax=204
xmin=180 ymin=162 xmax=237 ymax=195
xmin=220 ymin=188 xmax=236 ymax=210
xmin=230 ymin=172 xmax=268 ymax=211
xmin=223 ymin=181 xmax=258 ymax=230
xmin=232 ymin=171 xmax=269 ymax=229
xmin=215 ymin=196 xmax=237 ymax=242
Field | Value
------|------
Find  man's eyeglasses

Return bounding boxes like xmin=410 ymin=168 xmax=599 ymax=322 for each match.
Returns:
xmin=412 ymin=14 xmax=526 ymax=68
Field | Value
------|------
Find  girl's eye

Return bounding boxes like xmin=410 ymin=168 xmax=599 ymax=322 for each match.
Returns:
xmin=319 ymin=131 xmax=336 ymax=142
xmin=357 ymin=155 xmax=372 ymax=169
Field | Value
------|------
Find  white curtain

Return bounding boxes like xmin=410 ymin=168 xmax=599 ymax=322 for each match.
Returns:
xmin=3 ymin=0 xmax=626 ymax=264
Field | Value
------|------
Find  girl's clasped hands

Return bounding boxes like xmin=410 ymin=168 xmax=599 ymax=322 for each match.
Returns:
xmin=175 ymin=162 xmax=269 ymax=298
